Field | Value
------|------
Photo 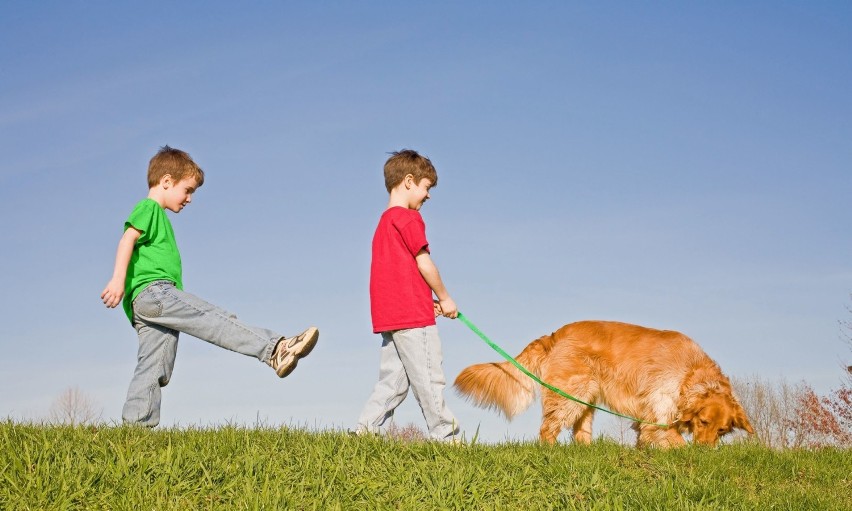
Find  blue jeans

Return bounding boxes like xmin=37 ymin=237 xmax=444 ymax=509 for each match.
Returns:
xmin=122 ymin=281 xmax=282 ymax=427
xmin=356 ymin=326 xmax=459 ymax=440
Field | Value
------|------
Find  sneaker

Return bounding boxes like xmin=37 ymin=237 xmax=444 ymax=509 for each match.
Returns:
xmin=268 ymin=326 xmax=319 ymax=378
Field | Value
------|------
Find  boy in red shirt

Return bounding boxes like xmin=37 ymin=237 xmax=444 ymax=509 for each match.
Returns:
xmin=355 ymin=149 xmax=460 ymax=441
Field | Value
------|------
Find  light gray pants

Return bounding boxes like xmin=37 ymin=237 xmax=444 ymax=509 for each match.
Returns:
xmin=122 ymin=280 xmax=283 ymax=427
xmin=356 ymin=326 xmax=459 ymax=440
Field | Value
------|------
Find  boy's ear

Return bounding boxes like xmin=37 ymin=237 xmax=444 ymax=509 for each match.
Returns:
xmin=403 ymin=174 xmax=415 ymax=189
xmin=159 ymin=174 xmax=174 ymax=189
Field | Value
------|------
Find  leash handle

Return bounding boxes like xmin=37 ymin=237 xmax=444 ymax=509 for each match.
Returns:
xmin=456 ymin=312 xmax=669 ymax=428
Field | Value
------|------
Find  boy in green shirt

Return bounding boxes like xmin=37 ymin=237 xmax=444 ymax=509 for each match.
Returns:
xmin=101 ymin=146 xmax=318 ymax=427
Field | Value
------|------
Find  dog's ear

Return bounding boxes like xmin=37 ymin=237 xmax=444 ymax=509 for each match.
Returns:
xmin=732 ymin=405 xmax=754 ymax=434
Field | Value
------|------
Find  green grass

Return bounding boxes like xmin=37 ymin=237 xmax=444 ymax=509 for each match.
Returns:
xmin=2 ymin=421 xmax=850 ymax=510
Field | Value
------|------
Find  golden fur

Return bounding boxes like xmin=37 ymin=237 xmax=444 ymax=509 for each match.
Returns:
xmin=454 ymin=321 xmax=753 ymax=447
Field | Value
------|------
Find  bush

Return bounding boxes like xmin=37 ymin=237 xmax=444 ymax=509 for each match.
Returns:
xmin=733 ymin=376 xmax=852 ymax=449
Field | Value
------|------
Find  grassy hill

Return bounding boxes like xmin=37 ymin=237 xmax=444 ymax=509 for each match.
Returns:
xmin=2 ymin=421 xmax=850 ymax=510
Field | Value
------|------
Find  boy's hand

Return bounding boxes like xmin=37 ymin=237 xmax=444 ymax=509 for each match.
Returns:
xmin=103 ymin=227 xmax=139 ymax=309
xmin=101 ymin=279 xmax=125 ymax=308
xmin=438 ymin=297 xmax=458 ymax=319
xmin=433 ymin=300 xmax=443 ymax=318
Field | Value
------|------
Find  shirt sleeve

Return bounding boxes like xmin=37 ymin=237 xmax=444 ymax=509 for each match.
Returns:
xmin=397 ymin=211 xmax=430 ymax=256
xmin=125 ymin=200 xmax=156 ymax=245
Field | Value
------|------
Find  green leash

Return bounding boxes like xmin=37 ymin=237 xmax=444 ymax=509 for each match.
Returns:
xmin=456 ymin=312 xmax=669 ymax=428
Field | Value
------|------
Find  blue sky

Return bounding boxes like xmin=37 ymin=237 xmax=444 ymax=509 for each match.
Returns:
xmin=1 ymin=1 xmax=850 ymax=442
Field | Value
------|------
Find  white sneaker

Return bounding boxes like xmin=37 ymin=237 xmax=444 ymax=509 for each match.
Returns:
xmin=268 ymin=327 xmax=319 ymax=378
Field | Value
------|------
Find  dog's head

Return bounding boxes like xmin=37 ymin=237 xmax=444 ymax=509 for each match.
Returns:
xmin=678 ymin=387 xmax=754 ymax=446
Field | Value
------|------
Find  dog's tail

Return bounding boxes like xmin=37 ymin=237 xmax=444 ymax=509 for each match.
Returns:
xmin=454 ymin=333 xmax=556 ymax=419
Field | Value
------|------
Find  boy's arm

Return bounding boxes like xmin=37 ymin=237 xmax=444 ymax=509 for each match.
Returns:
xmin=415 ymin=249 xmax=458 ymax=319
xmin=101 ymin=227 xmax=142 ymax=308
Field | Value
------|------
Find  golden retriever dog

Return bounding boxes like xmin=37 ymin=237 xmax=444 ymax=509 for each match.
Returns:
xmin=455 ymin=321 xmax=753 ymax=447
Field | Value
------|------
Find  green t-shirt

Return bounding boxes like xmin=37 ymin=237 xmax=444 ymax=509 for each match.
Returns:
xmin=122 ymin=198 xmax=183 ymax=322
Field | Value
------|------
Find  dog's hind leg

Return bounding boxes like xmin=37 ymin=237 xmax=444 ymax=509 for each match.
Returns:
xmin=539 ymin=394 xmax=592 ymax=444
xmin=539 ymin=401 xmax=562 ymax=443
xmin=540 ymin=372 xmax=598 ymax=444
xmin=539 ymin=390 xmax=571 ymax=444
xmin=571 ymin=407 xmax=595 ymax=444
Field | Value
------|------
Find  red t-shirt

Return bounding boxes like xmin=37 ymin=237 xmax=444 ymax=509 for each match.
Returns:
xmin=370 ymin=207 xmax=435 ymax=333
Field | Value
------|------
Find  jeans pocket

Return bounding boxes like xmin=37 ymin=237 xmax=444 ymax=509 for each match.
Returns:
xmin=133 ymin=287 xmax=163 ymax=319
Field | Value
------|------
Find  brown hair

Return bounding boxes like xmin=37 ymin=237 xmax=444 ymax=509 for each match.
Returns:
xmin=147 ymin=145 xmax=205 ymax=189
xmin=383 ymin=149 xmax=437 ymax=192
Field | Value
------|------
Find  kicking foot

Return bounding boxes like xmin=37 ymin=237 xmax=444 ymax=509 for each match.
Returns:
xmin=268 ymin=326 xmax=319 ymax=378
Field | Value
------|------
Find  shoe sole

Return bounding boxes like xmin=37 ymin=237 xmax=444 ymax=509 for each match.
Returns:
xmin=276 ymin=327 xmax=319 ymax=378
